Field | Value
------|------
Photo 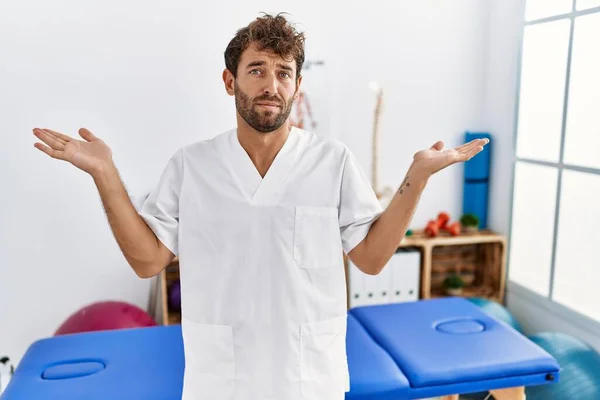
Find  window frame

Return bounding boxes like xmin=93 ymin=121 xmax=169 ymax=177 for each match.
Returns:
xmin=507 ymin=0 xmax=600 ymax=331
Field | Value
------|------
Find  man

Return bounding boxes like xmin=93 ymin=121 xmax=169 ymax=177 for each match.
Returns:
xmin=32 ymin=13 xmax=488 ymax=400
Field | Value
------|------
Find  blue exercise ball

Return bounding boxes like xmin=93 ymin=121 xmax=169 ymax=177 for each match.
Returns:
xmin=467 ymin=297 xmax=523 ymax=333
xmin=526 ymin=332 xmax=600 ymax=400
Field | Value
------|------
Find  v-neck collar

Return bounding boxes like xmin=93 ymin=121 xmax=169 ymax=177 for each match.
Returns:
xmin=224 ymin=126 xmax=306 ymax=205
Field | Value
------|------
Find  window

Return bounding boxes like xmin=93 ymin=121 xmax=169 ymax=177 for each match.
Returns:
xmin=563 ymin=12 xmax=600 ymax=169
xmin=525 ymin=0 xmax=572 ymax=21
xmin=576 ymin=0 xmax=600 ymax=11
xmin=509 ymin=1 xmax=600 ymax=323
xmin=509 ymin=163 xmax=558 ymax=297
xmin=516 ymin=19 xmax=570 ymax=163
xmin=553 ymin=170 xmax=600 ymax=321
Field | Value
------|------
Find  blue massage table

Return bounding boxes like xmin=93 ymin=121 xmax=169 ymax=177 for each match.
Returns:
xmin=1 ymin=298 xmax=560 ymax=399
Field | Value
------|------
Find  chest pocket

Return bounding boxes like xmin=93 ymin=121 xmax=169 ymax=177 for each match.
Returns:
xmin=293 ymin=206 xmax=343 ymax=269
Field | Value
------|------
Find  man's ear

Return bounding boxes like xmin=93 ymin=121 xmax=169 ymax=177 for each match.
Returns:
xmin=223 ymin=69 xmax=235 ymax=96
xmin=293 ymin=75 xmax=303 ymax=99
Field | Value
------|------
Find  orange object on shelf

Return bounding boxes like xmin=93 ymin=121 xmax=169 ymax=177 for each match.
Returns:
xmin=444 ymin=221 xmax=461 ymax=236
xmin=437 ymin=212 xmax=450 ymax=230
xmin=425 ymin=220 xmax=439 ymax=237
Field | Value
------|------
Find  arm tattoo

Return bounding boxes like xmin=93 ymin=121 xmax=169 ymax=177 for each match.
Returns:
xmin=398 ymin=176 xmax=410 ymax=194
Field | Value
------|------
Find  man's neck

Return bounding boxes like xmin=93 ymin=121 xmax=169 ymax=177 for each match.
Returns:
xmin=236 ymin=119 xmax=291 ymax=178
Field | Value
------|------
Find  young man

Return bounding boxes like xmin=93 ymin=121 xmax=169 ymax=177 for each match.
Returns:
xmin=32 ymin=13 xmax=488 ymax=400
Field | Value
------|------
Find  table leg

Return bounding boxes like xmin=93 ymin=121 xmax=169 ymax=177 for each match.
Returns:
xmin=489 ymin=386 xmax=525 ymax=400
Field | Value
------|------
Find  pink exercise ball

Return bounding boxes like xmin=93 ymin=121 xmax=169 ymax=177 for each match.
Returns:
xmin=55 ymin=301 xmax=157 ymax=335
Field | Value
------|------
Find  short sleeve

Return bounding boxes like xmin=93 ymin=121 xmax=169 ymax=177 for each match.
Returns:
xmin=137 ymin=148 xmax=183 ymax=256
xmin=339 ymin=149 xmax=384 ymax=254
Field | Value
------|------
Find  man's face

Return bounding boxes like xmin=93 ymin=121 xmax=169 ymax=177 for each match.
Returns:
xmin=232 ymin=44 xmax=300 ymax=133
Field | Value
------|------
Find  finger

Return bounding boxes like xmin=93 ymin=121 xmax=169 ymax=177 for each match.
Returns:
xmin=457 ymin=139 xmax=487 ymax=154
xmin=39 ymin=128 xmax=71 ymax=145
xmin=430 ymin=140 xmax=444 ymax=151
xmin=34 ymin=142 xmax=66 ymax=160
xmin=465 ymin=146 xmax=484 ymax=160
xmin=468 ymin=138 xmax=488 ymax=144
xmin=460 ymin=138 xmax=490 ymax=148
xmin=33 ymin=129 xmax=66 ymax=151
xmin=451 ymin=145 xmax=483 ymax=163
xmin=455 ymin=139 xmax=479 ymax=152
xmin=457 ymin=142 xmax=478 ymax=154
xmin=79 ymin=128 xmax=98 ymax=142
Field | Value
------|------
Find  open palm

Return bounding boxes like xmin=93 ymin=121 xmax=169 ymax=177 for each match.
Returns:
xmin=33 ymin=128 xmax=112 ymax=176
xmin=413 ymin=138 xmax=489 ymax=176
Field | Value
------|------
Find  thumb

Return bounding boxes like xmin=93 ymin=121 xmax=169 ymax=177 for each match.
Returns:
xmin=79 ymin=128 xmax=98 ymax=142
xmin=430 ymin=140 xmax=444 ymax=151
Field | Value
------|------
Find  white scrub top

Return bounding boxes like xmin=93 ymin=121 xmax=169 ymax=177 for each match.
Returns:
xmin=139 ymin=127 xmax=383 ymax=400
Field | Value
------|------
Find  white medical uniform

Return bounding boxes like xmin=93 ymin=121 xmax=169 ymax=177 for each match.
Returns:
xmin=139 ymin=127 xmax=383 ymax=400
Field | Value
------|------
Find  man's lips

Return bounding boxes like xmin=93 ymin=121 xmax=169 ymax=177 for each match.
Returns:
xmin=255 ymin=102 xmax=281 ymax=108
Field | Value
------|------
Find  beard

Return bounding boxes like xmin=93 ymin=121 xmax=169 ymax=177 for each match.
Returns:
xmin=234 ymin=82 xmax=294 ymax=133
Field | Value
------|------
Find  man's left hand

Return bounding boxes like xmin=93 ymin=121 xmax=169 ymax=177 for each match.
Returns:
xmin=411 ymin=138 xmax=489 ymax=178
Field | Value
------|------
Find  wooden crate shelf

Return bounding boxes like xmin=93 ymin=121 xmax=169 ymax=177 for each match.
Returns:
xmin=343 ymin=229 xmax=507 ymax=308
xmin=148 ymin=258 xmax=182 ymax=326
xmin=430 ymin=285 xmax=498 ymax=301
xmin=168 ymin=311 xmax=182 ymax=325
xmin=398 ymin=229 xmax=507 ymax=303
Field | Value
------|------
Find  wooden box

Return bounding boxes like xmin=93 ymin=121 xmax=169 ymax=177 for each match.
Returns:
xmin=148 ymin=258 xmax=181 ymax=325
xmin=397 ymin=229 xmax=507 ymax=303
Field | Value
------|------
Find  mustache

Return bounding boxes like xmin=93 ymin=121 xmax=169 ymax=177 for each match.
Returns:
xmin=253 ymin=96 xmax=284 ymax=105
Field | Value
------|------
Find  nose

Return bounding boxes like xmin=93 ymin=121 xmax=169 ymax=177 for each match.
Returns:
xmin=263 ymin=73 xmax=278 ymax=97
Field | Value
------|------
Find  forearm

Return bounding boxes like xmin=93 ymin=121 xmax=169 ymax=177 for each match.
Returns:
xmin=363 ymin=164 xmax=429 ymax=273
xmin=93 ymin=163 xmax=161 ymax=277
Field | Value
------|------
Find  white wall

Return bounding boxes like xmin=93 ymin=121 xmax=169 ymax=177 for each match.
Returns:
xmin=0 ymin=0 xmax=490 ymax=365
xmin=330 ymin=0 xmax=489 ymax=227
xmin=484 ymin=0 xmax=524 ymax=235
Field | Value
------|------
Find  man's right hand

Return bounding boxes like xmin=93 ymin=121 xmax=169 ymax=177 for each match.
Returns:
xmin=33 ymin=126 xmax=174 ymax=278
xmin=33 ymin=127 xmax=113 ymax=177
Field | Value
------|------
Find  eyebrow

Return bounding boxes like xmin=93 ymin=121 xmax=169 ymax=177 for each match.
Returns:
xmin=245 ymin=60 xmax=294 ymax=73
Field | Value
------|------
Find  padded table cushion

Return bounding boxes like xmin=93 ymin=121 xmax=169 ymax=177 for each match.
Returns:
xmin=4 ymin=298 xmax=560 ymax=400
xmin=2 ymin=325 xmax=184 ymax=400
xmin=350 ymin=297 xmax=560 ymax=398
xmin=345 ymin=313 xmax=410 ymax=399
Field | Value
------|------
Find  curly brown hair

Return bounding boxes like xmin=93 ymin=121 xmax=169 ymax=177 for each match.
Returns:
xmin=224 ymin=13 xmax=305 ymax=79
